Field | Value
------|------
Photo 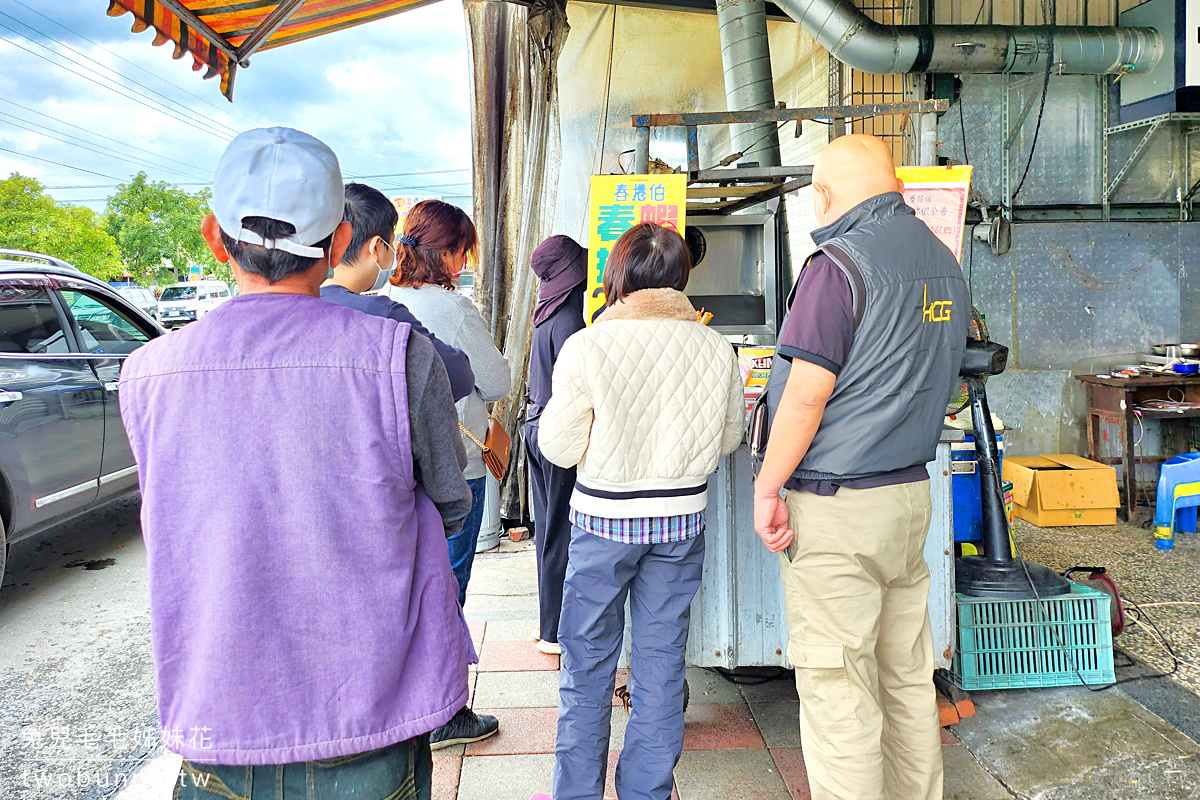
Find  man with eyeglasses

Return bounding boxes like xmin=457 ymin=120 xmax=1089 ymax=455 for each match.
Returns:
xmin=321 ymin=182 xmax=474 ymax=401
xmin=319 ymin=180 xmax=499 ymax=750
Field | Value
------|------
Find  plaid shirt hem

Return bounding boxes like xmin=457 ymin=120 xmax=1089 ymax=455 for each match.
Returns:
xmin=569 ymin=509 xmax=706 ymax=545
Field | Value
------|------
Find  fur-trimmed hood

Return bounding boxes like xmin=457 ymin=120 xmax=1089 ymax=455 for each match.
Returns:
xmin=596 ymin=288 xmax=697 ymax=324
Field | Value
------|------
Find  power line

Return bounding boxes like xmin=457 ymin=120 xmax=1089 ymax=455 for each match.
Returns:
xmin=0 ymin=144 xmax=127 ymax=181
xmin=2 ymin=3 xmax=476 ymax=189
xmin=46 ymin=183 xmax=212 ymax=190
xmin=0 ymin=10 xmax=241 ymax=138
xmin=374 ymin=181 xmax=473 ymax=192
xmin=349 ymin=168 xmax=471 ymax=180
xmin=0 ymin=114 xmax=211 ymax=182
xmin=40 ymin=168 xmax=472 ymax=190
xmin=0 ymin=26 xmax=235 ymax=142
xmin=0 ymin=98 xmax=214 ymax=177
xmin=9 ymin=0 xmax=253 ymax=126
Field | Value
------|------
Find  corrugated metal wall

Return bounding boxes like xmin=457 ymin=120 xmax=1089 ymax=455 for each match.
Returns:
xmin=839 ymin=0 xmax=918 ymax=165
xmin=932 ymin=0 xmax=1146 ymax=25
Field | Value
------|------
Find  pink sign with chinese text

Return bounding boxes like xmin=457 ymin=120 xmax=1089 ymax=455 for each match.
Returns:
xmin=896 ymin=166 xmax=973 ymax=264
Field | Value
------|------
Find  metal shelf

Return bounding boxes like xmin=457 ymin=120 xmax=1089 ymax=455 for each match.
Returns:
xmin=632 ymin=100 xmax=944 ymax=217
xmin=1101 ymin=111 xmax=1200 ymax=219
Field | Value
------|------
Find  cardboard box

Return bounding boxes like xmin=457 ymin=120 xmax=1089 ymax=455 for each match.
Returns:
xmin=1002 ymin=455 xmax=1120 ymax=527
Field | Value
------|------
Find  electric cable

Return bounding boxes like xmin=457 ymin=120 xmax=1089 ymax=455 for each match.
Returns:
xmin=959 ymin=94 xmax=970 ymax=165
xmin=41 ymin=168 xmax=471 ymax=192
xmin=1010 ymin=63 xmax=1051 ymax=202
xmin=972 ymin=0 xmax=988 ymax=25
xmin=967 ymin=236 xmax=975 ymax=304
xmin=616 ymin=149 xmax=635 ymax=175
xmin=0 ymin=144 xmax=126 ymax=181
xmin=3 ymin=2 xmax=480 ymax=181
xmin=0 ymin=98 xmax=213 ymax=177
xmin=0 ymin=116 xmax=211 ymax=182
xmin=369 ymin=181 xmax=472 ymax=193
xmin=349 ymin=168 xmax=472 ymax=180
xmin=702 ymin=120 xmax=790 ymax=172
xmin=44 ymin=184 xmax=208 ymax=189
xmin=8 ymin=0 xmax=255 ymax=126
xmin=1007 ymin=526 xmax=1181 ymax=690
xmin=0 ymin=27 xmax=235 ymax=142
xmin=0 ymin=11 xmax=241 ymax=138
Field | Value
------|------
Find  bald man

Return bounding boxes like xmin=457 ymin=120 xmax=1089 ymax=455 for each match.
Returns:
xmin=752 ymin=134 xmax=967 ymax=800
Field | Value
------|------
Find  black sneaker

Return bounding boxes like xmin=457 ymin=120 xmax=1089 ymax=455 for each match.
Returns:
xmin=429 ymin=707 xmax=499 ymax=750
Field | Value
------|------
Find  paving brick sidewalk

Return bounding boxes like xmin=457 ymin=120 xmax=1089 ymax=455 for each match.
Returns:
xmin=450 ymin=544 xmax=1011 ymax=800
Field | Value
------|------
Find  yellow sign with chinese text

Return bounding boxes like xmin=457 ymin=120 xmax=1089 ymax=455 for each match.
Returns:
xmin=895 ymin=166 xmax=973 ymax=263
xmin=586 ymin=174 xmax=687 ymax=325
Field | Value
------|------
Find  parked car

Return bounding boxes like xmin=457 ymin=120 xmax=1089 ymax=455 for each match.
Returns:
xmin=112 ymin=284 xmax=159 ymax=322
xmin=156 ymin=280 xmax=232 ymax=328
xmin=0 ymin=250 xmax=163 ymax=586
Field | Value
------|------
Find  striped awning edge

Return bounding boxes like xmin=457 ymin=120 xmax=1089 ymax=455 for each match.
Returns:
xmin=106 ymin=1 xmax=237 ymax=100
xmin=105 ymin=1 xmax=432 ymax=102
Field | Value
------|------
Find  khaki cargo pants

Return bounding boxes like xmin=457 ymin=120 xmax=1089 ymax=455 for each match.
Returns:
xmin=779 ymin=481 xmax=942 ymax=800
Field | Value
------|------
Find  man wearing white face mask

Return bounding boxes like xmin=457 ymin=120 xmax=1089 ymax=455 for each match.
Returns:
xmin=322 ymin=182 xmax=474 ymax=401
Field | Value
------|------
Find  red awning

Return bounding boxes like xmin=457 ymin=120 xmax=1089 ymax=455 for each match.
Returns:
xmin=106 ymin=0 xmax=433 ymax=100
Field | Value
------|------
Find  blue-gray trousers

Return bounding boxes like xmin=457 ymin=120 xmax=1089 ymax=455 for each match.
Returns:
xmin=554 ymin=527 xmax=705 ymax=800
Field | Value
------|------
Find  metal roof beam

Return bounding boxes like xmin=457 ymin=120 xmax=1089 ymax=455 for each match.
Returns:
xmin=236 ymin=0 xmax=307 ymax=62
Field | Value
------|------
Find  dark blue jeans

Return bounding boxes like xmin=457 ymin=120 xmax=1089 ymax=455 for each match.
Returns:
xmin=173 ymin=735 xmax=432 ymax=800
xmin=448 ymin=476 xmax=487 ymax=607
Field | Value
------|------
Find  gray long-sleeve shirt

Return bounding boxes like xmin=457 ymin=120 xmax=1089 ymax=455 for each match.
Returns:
xmin=405 ymin=329 xmax=472 ymax=534
xmin=387 ymin=284 xmax=511 ymax=480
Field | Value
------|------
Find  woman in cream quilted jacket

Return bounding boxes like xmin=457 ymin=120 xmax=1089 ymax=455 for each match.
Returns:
xmin=539 ymin=223 xmax=744 ymax=800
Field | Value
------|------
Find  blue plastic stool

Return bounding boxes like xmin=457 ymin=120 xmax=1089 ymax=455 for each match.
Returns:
xmin=1153 ymin=452 xmax=1200 ymax=550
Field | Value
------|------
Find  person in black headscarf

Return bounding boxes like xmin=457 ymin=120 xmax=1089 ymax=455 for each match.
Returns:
xmin=526 ymin=234 xmax=587 ymax=655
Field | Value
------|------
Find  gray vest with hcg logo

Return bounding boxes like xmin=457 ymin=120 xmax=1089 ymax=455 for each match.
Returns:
xmin=756 ymin=192 xmax=968 ymax=481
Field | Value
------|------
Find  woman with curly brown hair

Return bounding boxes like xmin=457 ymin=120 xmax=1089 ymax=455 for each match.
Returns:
xmin=385 ymin=199 xmax=510 ymax=750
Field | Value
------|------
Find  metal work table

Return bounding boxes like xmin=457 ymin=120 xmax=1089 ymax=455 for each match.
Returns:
xmin=622 ymin=431 xmax=959 ymax=672
xmin=1076 ymin=373 xmax=1200 ymax=520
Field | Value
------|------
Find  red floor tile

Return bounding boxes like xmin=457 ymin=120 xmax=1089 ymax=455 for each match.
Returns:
xmin=941 ymin=728 xmax=959 ymax=745
xmin=432 ymin=752 xmax=462 ymax=800
xmin=477 ymin=640 xmax=561 ymax=673
xmin=770 ymin=747 xmax=812 ymax=800
xmin=468 ymin=621 xmax=486 ymax=649
xmin=602 ymin=751 xmax=680 ymax=800
xmin=465 ymin=707 xmax=559 ymax=756
xmin=682 ymin=704 xmax=766 ymax=750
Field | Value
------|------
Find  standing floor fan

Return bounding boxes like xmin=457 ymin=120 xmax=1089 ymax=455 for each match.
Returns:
xmin=954 ymin=315 xmax=1072 ymax=599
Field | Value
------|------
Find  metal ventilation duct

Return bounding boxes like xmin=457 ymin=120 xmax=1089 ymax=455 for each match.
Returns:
xmin=773 ymin=0 xmax=1162 ymax=75
xmin=717 ymin=0 xmax=781 ymax=167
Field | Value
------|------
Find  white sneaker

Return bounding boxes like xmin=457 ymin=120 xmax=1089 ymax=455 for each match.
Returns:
xmin=535 ymin=639 xmax=562 ymax=656
xmin=531 ymin=627 xmax=541 ymax=642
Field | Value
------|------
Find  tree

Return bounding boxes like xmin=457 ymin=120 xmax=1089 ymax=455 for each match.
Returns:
xmin=0 ymin=173 xmax=124 ymax=279
xmin=104 ymin=172 xmax=218 ymax=285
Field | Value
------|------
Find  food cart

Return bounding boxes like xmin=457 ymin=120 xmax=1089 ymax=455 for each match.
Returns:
xmin=612 ymin=104 xmax=962 ymax=671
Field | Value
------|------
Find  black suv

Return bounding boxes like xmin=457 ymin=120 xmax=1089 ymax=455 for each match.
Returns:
xmin=0 ymin=249 xmax=163 ymax=585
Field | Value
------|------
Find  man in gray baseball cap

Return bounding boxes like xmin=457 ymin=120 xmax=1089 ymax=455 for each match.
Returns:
xmin=119 ymin=127 xmax=475 ymax=799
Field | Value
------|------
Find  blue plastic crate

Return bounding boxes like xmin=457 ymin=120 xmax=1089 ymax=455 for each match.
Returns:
xmin=952 ymin=582 xmax=1115 ymax=691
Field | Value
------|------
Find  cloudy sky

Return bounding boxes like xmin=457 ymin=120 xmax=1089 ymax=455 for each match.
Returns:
xmin=0 ymin=0 xmax=472 ymax=209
